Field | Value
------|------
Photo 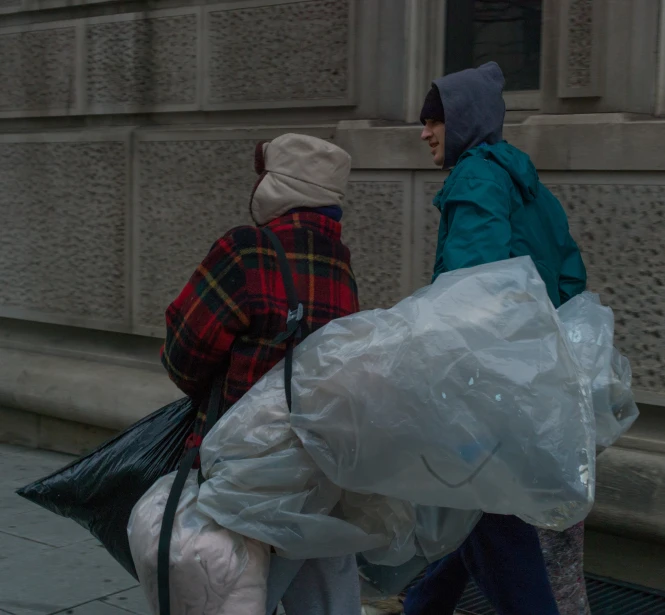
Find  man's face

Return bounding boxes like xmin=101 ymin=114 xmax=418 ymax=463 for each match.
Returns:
xmin=421 ymin=120 xmax=446 ymax=167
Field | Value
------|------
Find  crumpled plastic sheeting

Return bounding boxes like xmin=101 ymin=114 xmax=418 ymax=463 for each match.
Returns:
xmin=290 ymin=257 xmax=595 ymax=529
xmin=128 ymin=471 xmax=269 ymax=615
xmin=413 ymin=506 xmax=483 ymax=562
xmin=196 ymin=373 xmax=418 ymax=565
xmin=558 ymin=292 xmax=639 ymax=449
xmin=197 ymin=258 xmax=602 ymax=562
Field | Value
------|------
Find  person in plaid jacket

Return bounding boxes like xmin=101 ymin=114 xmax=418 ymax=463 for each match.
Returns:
xmin=161 ymin=133 xmax=362 ymax=615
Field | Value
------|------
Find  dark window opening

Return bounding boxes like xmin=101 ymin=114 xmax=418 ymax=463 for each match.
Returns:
xmin=444 ymin=0 xmax=543 ymax=91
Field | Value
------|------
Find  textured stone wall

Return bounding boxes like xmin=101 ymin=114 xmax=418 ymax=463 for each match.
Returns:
xmin=204 ymin=0 xmax=351 ymax=108
xmin=419 ymin=182 xmax=442 ymax=289
xmin=0 ymin=132 xmax=130 ymax=330
xmin=556 ymin=0 xmax=604 ymax=99
xmin=344 ymin=177 xmax=412 ymax=310
xmin=551 ymin=182 xmax=665 ymax=394
xmin=134 ymin=135 xmax=256 ymax=335
xmin=0 ymin=0 xmax=354 ymax=117
xmin=0 ymin=21 xmax=78 ymax=116
xmin=0 ymin=0 xmax=359 ymax=333
xmin=86 ymin=10 xmax=199 ymax=113
xmin=564 ymin=0 xmax=594 ymax=90
xmin=0 ymin=128 xmax=417 ymax=334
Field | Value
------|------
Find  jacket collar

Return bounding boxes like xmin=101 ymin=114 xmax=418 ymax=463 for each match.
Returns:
xmin=264 ymin=211 xmax=342 ymax=242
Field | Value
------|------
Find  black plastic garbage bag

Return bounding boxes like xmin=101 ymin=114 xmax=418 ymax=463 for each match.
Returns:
xmin=16 ymin=397 xmax=196 ymax=579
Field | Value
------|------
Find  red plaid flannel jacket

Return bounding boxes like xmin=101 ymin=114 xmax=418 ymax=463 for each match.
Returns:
xmin=161 ymin=212 xmax=359 ymax=453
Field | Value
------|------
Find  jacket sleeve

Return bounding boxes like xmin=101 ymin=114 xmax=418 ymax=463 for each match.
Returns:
xmin=436 ymin=176 xmax=512 ymax=275
xmin=558 ymin=233 xmax=587 ymax=304
xmin=161 ymin=234 xmax=250 ymax=399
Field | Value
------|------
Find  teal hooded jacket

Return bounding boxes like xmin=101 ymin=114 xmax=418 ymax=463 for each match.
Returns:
xmin=430 ymin=63 xmax=586 ymax=308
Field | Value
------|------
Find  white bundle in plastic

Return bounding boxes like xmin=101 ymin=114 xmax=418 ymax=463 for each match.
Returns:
xmin=288 ymin=257 xmax=596 ymax=530
xmin=128 ymin=471 xmax=270 ymax=615
xmin=196 ymin=374 xmax=418 ymax=565
xmin=196 ymin=258 xmax=611 ymax=563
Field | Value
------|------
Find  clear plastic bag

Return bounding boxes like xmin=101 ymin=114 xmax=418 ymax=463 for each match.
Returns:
xmin=413 ymin=506 xmax=482 ymax=562
xmin=289 ymin=257 xmax=595 ymax=529
xmin=196 ymin=373 xmax=417 ymax=565
xmin=557 ymin=292 xmax=639 ymax=449
xmin=128 ymin=471 xmax=270 ymax=615
xmin=198 ymin=257 xmax=598 ymax=563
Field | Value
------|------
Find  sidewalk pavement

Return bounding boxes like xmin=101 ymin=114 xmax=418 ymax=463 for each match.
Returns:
xmin=0 ymin=444 xmax=405 ymax=615
xmin=0 ymin=443 xmax=148 ymax=615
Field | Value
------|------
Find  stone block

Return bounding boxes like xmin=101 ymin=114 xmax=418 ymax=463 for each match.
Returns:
xmin=0 ymin=132 xmax=130 ymax=330
xmin=548 ymin=181 xmax=665 ymax=395
xmin=132 ymin=127 xmax=333 ymax=335
xmin=344 ymin=174 xmax=412 ymax=309
xmin=0 ymin=21 xmax=79 ymax=117
xmin=203 ymin=0 xmax=353 ymax=109
xmin=85 ymin=8 xmax=200 ymax=114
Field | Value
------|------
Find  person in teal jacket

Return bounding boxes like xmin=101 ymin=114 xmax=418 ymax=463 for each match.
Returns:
xmin=404 ymin=63 xmax=590 ymax=614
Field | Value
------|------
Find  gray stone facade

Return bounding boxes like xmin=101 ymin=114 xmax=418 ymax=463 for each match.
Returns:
xmin=1 ymin=0 xmax=665 ymax=562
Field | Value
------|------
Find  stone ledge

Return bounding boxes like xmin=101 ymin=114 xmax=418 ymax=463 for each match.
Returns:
xmin=0 ymin=317 xmax=163 ymax=372
xmin=588 ymin=445 xmax=665 ymax=544
xmin=334 ymin=115 xmax=665 ymax=171
xmin=0 ymin=405 xmax=117 ymax=456
xmin=615 ymin=402 xmax=665 ymax=455
xmin=0 ymin=347 xmax=182 ymax=433
xmin=585 ymin=530 xmax=665 ymax=592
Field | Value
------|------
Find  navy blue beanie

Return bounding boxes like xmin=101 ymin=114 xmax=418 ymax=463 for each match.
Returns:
xmin=420 ymin=85 xmax=445 ymax=125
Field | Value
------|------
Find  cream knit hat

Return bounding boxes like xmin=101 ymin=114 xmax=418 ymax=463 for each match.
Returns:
xmin=250 ymin=133 xmax=352 ymax=225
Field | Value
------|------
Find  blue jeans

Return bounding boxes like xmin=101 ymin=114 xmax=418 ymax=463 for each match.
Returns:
xmin=403 ymin=514 xmax=560 ymax=615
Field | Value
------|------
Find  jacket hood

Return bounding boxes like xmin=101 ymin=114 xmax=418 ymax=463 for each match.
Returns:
xmin=433 ymin=62 xmax=506 ymax=168
xmin=250 ymin=133 xmax=351 ymax=226
xmin=463 ymin=141 xmax=539 ymax=202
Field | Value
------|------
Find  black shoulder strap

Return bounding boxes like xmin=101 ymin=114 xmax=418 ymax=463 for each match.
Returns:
xmin=261 ymin=226 xmax=304 ymax=412
xmin=157 ymin=228 xmax=304 ymax=615
xmin=157 ymin=379 xmax=223 ymax=615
